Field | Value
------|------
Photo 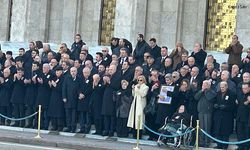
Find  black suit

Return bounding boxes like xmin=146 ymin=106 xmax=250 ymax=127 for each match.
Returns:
xmin=62 ymin=75 xmax=81 ymax=131
xmin=11 ymin=77 xmax=26 ymax=127
xmin=120 ymin=68 xmax=133 ymax=82
xmin=102 ymin=72 xmax=121 ymax=135
xmin=90 ymin=82 xmax=105 ymax=135
xmin=213 ymin=90 xmax=236 ymax=149
xmin=35 ymin=71 xmax=53 ymax=129
xmin=190 ymin=49 xmax=207 ymax=70
xmin=47 ymin=76 xmax=65 ymax=131
xmin=0 ymin=77 xmax=13 ymax=125
xmin=24 ymin=69 xmax=40 ymax=127
xmin=77 ymin=77 xmax=93 ymax=132
xmin=236 ymin=92 xmax=250 ymax=150
xmin=149 ymin=45 xmax=161 ymax=59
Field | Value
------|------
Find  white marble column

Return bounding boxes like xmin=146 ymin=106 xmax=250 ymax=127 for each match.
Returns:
xmin=10 ymin=0 xmax=28 ymax=42
xmin=0 ymin=0 xmax=11 ymax=41
xmin=61 ymin=0 xmax=78 ymax=43
xmin=181 ymin=0 xmax=207 ymax=50
xmin=114 ymin=0 xmax=148 ymax=47
xmin=80 ymin=0 xmax=102 ymax=46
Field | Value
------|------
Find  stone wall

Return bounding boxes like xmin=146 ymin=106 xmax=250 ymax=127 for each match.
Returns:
xmin=2 ymin=0 xmax=102 ymax=46
xmin=236 ymin=0 xmax=250 ymax=50
xmin=115 ymin=0 xmax=207 ymax=50
xmin=2 ymin=0 xmax=250 ymax=52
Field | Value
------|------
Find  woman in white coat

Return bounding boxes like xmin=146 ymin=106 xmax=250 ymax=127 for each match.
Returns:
xmin=127 ymin=75 xmax=149 ymax=138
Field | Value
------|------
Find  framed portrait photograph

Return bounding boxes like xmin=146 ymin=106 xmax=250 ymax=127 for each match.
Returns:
xmin=158 ymin=85 xmax=174 ymax=104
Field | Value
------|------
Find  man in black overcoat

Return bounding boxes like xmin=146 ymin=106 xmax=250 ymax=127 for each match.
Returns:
xmin=35 ymin=63 xmax=53 ymax=129
xmin=236 ymin=83 xmax=250 ymax=150
xmin=0 ymin=68 xmax=13 ymax=125
xmin=77 ymin=67 xmax=93 ymax=134
xmin=62 ymin=67 xmax=81 ymax=132
xmin=90 ymin=74 xmax=105 ymax=135
xmin=101 ymin=65 xmax=121 ymax=136
xmin=47 ymin=66 xmax=65 ymax=131
xmin=11 ymin=68 xmax=26 ymax=127
xmin=213 ymin=81 xmax=236 ymax=149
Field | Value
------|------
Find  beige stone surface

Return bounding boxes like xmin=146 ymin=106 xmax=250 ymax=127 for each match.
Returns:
xmin=0 ymin=0 xmax=10 ymax=41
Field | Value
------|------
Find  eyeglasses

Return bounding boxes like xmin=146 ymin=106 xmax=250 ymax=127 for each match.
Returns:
xmin=137 ymin=79 xmax=143 ymax=82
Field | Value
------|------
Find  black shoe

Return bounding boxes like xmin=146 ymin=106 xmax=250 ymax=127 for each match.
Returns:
xmin=70 ymin=129 xmax=76 ymax=133
xmin=214 ymin=145 xmax=223 ymax=149
xmin=50 ymin=127 xmax=57 ymax=131
xmin=108 ymin=131 xmax=114 ymax=137
xmin=63 ymin=128 xmax=71 ymax=132
xmin=24 ymin=124 xmax=32 ymax=128
xmin=11 ymin=123 xmax=19 ymax=127
xmin=77 ymin=130 xmax=85 ymax=134
xmin=57 ymin=127 xmax=63 ymax=132
xmin=102 ymin=131 xmax=108 ymax=136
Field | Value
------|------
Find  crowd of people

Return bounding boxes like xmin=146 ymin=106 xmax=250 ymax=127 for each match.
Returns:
xmin=0 ymin=33 xmax=250 ymax=150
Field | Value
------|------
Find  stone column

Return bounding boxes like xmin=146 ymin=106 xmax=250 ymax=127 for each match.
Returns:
xmin=181 ymin=0 xmax=207 ymax=50
xmin=159 ymin=0 xmax=180 ymax=48
xmin=61 ymin=0 xmax=78 ymax=43
xmin=80 ymin=0 xmax=102 ymax=46
xmin=10 ymin=0 xmax=28 ymax=42
xmin=114 ymin=0 xmax=148 ymax=46
xmin=0 ymin=0 xmax=11 ymax=41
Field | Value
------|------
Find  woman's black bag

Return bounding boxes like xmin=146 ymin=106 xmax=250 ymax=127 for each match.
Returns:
xmin=143 ymin=96 xmax=156 ymax=115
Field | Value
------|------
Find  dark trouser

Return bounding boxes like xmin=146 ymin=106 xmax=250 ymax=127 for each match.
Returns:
xmin=34 ymin=107 xmax=49 ymax=129
xmin=132 ymin=129 xmax=142 ymax=139
xmin=65 ymin=108 xmax=76 ymax=130
xmin=146 ymin=114 xmax=158 ymax=139
xmin=0 ymin=106 xmax=11 ymax=125
xmin=94 ymin=118 xmax=103 ymax=134
xmin=79 ymin=111 xmax=90 ymax=131
xmin=12 ymin=103 xmax=25 ymax=127
xmin=237 ymin=121 xmax=250 ymax=150
xmin=103 ymin=115 xmax=115 ymax=133
xmin=216 ymin=135 xmax=229 ymax=149
xmin=116 ymin=117 xmax=128 ymax=137
xmin=25 ymin=105 xmax=35 ymax=127
xmin=51 ymin=117 xmax=64 ymax=131
xmin=198 ymin=113 xmax=212 ymax=146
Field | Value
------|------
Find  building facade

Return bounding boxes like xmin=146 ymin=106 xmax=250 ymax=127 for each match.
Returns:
xmin=0 ymin=0 xmax=249 ymax=51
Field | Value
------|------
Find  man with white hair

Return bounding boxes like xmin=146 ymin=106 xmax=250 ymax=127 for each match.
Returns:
xmin=35 ymin=63 xmax=53 ymax=130
xmin=0 ymin=68 xmax=13 ymax=126
xmin=217 ymin=70 xmax=236 ymax=93
xmin=101 ymin=65 xmax=121 ymax=136
xmin=213 ymin=81 xmax=236 ymax=149
xmin=62 ymin=67 xmax=81 ymax=133
xmin=195 ymin=80 xmax=217 ymax=147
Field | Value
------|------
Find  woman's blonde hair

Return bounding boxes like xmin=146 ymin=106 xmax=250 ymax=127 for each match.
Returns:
xmin=137 ymin=75 xmax=147 ymax=84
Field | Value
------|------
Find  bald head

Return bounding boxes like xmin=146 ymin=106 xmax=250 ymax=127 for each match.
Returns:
xmin=70 ymin=67 xmax=77 ymax=77
xmin=82 ymin=67 xmax=91 ymax=78
xmin=3 ymin=68 xmax=10 ymax=78
xmin=108 ymin=65 xmax=117 ymax=76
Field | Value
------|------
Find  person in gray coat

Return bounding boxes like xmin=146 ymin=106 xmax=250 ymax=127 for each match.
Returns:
xmin=195 ymin=80 xmax=217 ymax=147
xmin=113 ymin=80 xmax=132 ymax=137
